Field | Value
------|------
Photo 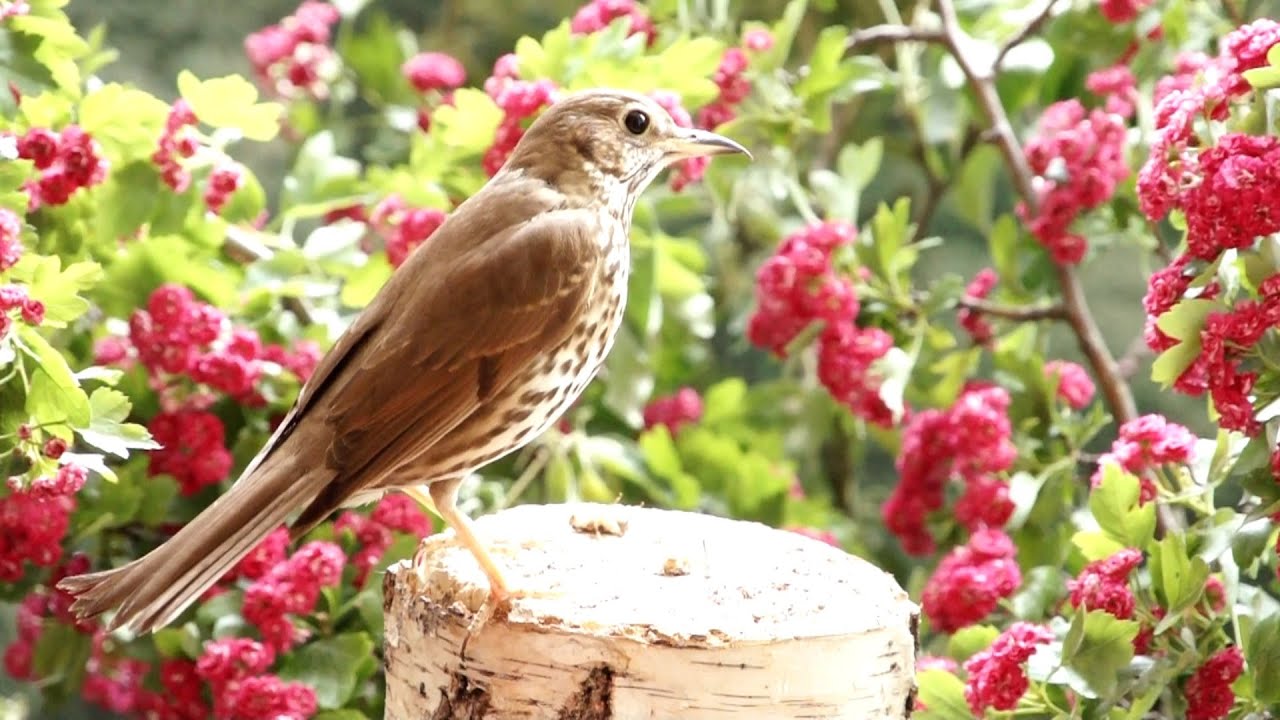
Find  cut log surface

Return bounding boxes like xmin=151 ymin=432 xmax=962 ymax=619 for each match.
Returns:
xmin=382 ymin=503 xmax=919 ymax=720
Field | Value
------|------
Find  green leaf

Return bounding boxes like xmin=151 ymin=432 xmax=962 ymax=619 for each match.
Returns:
xmin=1157 ymin=298 xmax=1219 ymax=341
xmin=78 ymin=83 xmax=171 ymax=161
xmin=1150 ymin=533 xmax=1210 ymax=622
xmin=77 ymin=387 xmax=159 ymax=458
xmin=1059 ymin=611 xmax=1138 ymax=698
xmin=430 ymin=89 xmax=503 ymax=157
xmin=136 ymin=475 xmax=179 ymax=525
xmin=32 ymin=619 xmax=91 ymax=689
xmin=1088 ymin=463 xmax=1156 ymax=549
xmin=278 ymin=633 xmax=376 ymax=710
xmin=1012 ymin=566 xmax=1067 ymax=620
xmin=18 ymin=324 xmax=90 ymax=434
xmin=340 ymin=253 xmax=392 ymax=309
xmin=913 ymin=670 xmax=971 ymax=720
xmin=176 ymin=71 xmax=283 ymax=142
xmin=9 ymin=254 xmax=103 ymax=327
xmin=637 ymin=426 xmax=699 ymax=509
xmin=1248 ymin=614 xmax=1280 ymax=703
xmin=947 ymin=625 xmax=998 ymax=660
xmin=315 ymin=711 xmax=370 ymax=720
xmin=1072 ymin=530 xmax=1126 ymax=561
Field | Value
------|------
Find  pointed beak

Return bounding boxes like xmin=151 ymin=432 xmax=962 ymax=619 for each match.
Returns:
xmin=664 ymin=128 xmax=752 ymax=160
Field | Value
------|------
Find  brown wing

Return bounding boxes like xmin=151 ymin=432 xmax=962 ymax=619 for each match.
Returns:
xmin=286 ymin=206 xmax=605 ymax=534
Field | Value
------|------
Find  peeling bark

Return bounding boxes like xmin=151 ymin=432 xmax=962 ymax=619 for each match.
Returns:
xmin=384 ymin=503 xmax=919 ymax=719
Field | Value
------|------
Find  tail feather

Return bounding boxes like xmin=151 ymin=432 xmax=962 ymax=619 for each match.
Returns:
xmin=58 ymin=457 xmax=329 ymax=636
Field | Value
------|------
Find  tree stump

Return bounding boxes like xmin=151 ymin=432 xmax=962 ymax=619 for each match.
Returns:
xmin=382 ymin=503 xmax=919 ymax=720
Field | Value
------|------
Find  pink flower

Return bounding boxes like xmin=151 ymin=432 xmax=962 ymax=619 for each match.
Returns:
xmin=1068 ymin=548 xmax=1142 ymax=619
xmin=642 ymin=387 xmax=704 ymax=433
xmin=402 ymin=51 xmax=466 ymax=93
xmin=964 ymin=622 xmax=1054 ymax=713
xmin=1184 ymin=646 xmax=1244 ymax=720
xmin=920 ymin=528 xmax=1021 ymax=633
xmin=1045 ymin=360 xmax=1096 ymax=409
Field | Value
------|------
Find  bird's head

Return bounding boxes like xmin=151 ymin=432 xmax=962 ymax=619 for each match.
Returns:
xmin=503 ymin=88 xmax=750 ymax=207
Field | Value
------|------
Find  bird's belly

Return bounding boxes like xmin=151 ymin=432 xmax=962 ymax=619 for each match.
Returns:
xmin=410 ymin=295 xmax=627 ymax=483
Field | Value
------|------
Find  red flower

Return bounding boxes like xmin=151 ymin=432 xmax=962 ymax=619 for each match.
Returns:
xmin=920 ymin=528 xmax=1021 ymax=633
xmin=964 ymin=622 xmax=1053 ymax=713
xmin=402 ymin=52 xmax=466 ymax=93
xmin=1184 ymin=646 xmax=1244 ymax=720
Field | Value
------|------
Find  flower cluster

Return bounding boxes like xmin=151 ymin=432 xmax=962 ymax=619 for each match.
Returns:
xmin=1067 ymin=548 xmax=1142 ymax=619
xmin=642 ymin=387 xmax=704 ymax=434
xmin=920 ymin=528 xmax=1022 ymax=632
xmin=1045 ymin=359 xmax=1096 ymax=410
xmin=402 ymin=51 xmax=466 ymax=132
xmin=147 ymin=409 xmax=234 ymax=496
xmin=1184 ymin=646 xmax=1244 ymax=720
xmin=0 ymin=206 xmax=22 ymax=271
xmin=0 ymin=1 xmax=28 ymax=21
xmin=481 ymin=55 xmax=559 ymax=177
xmin=1086 ymin=63 xmax=1138 ymax=118
xmin=369 ymin=194 xmax=448 ymax=268
xmin=244 ymin=0 xmax=341 ymax=100
xmin=0 ymin=487 xmax=75 ymax=581
xmin=1091 ymin=414 xmax=1197 ymax=503
xmin=241 ymin=540 xmax=345 ymax=652
xmin=1018 ymin=99 xmax=1129 ymax=265
xmin=883 ymin=383 xmax=1017 ymax=555
xmin=336 ymin=494 xmax=432 ymax=586
xmin=153 ymin=100 xmax=200 ymax=192
xmin=695 ymin=42 xmax=752 ymax=130
xmin=1138 ymin=19 xmax=1280 ymax=224
xmin=963 ymin=622 xmax=1054 ymax=713
xmin=114 ymin=283 xmax=319 ymax=401
xmin=569 ymin=0 xmax=655 ymax=45
xmin=1098 ymin=0 xmax=1153 ymax=24
xmin=197 ymin=637 xmax=316 ymax=720
xmin=0 ymin=282 xmax=45 ymax=340
xmin=13 ymin=125 xmax=109 ymax=210
xmin=957 ymin=268 xmax=997 ymax=345
xmin=649 ymin=90 xmax=707 ymax=191
xmin=747 ymin=222 xmax=897 ymax=425
xmin=203 ymin=163 xmax=246 ymax=216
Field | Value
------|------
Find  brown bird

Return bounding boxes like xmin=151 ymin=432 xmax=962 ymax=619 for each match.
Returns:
xmin=58 ymin=88 xmax=749 ymax=635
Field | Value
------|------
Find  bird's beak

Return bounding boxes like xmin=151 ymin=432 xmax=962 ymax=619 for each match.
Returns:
xmin=664 ymin=128 xmax=752 ymax=160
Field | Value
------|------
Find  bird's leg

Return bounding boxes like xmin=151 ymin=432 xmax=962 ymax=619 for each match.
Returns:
xmin=421 ymin=477 xmax=511 ymax=603
xmin=400 ymin=485 xmax=439 ymax=519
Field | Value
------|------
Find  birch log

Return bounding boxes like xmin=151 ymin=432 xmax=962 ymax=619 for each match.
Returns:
xmin=382 ymin=503 xmax=919 ymax=720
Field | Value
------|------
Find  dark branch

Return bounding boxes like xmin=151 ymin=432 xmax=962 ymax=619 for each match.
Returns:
xmin=934 ymin=0 xmax=1137 ymax=428
xmin=846 ymin=24 xmax=945 ymax=50
xmin=958 ymin=297 xmax=1067 ymax=321
xmin=994 ymin=0 xmax=1060 ymax=71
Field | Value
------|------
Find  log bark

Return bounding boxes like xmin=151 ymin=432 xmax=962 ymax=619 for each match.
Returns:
xmin=383 ymin=503 xmax=919 ymax=719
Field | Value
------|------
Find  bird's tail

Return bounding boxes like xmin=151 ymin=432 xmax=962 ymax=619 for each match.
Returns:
xmin=58 ymin=453 xmax=329 ymax=636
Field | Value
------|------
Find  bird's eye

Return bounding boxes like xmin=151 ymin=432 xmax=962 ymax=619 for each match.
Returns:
xmin=623 ymin=109 xmax=650 ymax=135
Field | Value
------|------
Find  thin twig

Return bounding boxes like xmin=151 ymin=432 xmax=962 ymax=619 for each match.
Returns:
xmin=223 ymin=227 xmax=317 ymax=326
xmin=935 ymin=0 xmax=1137 ymax=428
xmin=993 ymin=0 xmax=1059 ymax=71
xmin=1116 ymin=334 xmax=1152 ymax=379
xmin=846 ymin=23 xmax=945 ymax=50
xmin=958 ymin=297 xmax=1067 ymax=321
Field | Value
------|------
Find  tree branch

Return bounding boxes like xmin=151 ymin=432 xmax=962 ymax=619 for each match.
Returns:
xmin=993 ymin=0 xmax=1059 ymax=71
xmin=958 ymin=297 xmax=1067 ymax=321
xmin=934 ymin=0 xmax=1137 ymax=428
xmin=845 ymin=24 xmax=945 ymax=50
xmin=223 ymin=227 xmax=316 ymax=327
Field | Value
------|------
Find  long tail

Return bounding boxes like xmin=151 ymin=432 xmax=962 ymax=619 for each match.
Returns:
xmin=57 ymin=453 xmax=329 ymax=636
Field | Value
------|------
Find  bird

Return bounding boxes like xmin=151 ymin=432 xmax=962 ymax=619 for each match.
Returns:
xmin=57 ymin=88 xmax=750 ymax=635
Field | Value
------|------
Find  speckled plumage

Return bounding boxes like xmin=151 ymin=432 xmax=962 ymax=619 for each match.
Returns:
xmin=58 ymin=88 xmax=748 ymax=635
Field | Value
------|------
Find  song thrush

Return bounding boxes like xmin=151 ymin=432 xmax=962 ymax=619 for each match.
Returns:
xmin=59 ymin=88 xmax=750 ymax=634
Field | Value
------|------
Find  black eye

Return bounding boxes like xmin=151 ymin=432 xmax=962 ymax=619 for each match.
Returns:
xmin=623 ymin=109 xmax=650 ymax=135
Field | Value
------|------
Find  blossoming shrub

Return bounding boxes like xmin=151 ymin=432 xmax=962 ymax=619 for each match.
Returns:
xmin=3 ymin=0 xmax=1280 ymax=718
